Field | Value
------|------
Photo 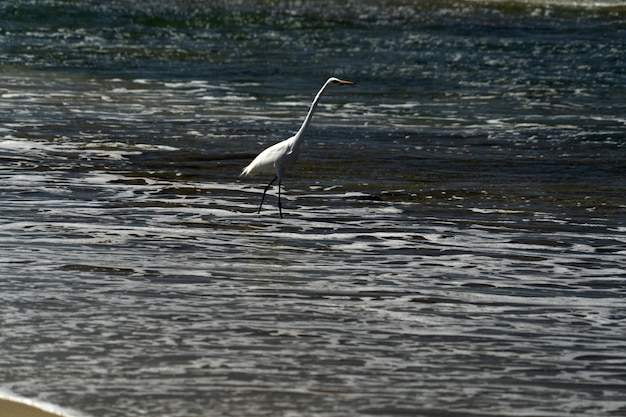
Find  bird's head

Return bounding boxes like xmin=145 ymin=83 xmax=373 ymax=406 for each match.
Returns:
xmin=329 ymin=77 xmax=356 ymax=86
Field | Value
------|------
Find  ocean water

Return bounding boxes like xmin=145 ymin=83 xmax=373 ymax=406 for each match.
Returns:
xmin=1 ymin=1 xmax=625 ymax=416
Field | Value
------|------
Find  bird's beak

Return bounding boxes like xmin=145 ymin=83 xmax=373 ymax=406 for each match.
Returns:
xmin=337 ymin=79 xmax=356 ymax=86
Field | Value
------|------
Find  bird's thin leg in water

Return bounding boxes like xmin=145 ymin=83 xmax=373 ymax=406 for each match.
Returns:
xmin=258 ymin=176 xmax=277 ymax=214
xmin=278 ymin=180 xmax=283 ymax=219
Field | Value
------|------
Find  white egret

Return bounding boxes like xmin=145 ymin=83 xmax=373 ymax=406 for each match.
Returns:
xmin=240 ymin=77 xmax=356 ymax=218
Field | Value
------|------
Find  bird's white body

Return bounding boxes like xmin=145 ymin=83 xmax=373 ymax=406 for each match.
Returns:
xmin=241 ymin=77 xmax=355 ymax=217
xmin=240 ymin=133 xmax=300 ymax=178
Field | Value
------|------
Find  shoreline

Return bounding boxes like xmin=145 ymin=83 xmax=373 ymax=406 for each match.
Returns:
xmin=0 ymin=398 xmax=71 ymax=417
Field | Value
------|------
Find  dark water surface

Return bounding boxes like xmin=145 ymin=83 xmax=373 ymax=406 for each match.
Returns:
xmin=1 ymin=1 xmax=626 ymax=416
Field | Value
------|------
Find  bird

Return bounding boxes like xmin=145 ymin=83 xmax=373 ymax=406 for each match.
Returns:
xmin=240 ymin=77 xmax=356 ymax=218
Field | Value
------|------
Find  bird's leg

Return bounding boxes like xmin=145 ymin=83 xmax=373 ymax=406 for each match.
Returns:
xmin=258 ymin=176 xmax=277 ymax=214
xmin=277 ymin=180 xmax=283 ymax=219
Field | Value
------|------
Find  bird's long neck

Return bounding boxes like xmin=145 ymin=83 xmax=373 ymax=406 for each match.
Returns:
xmin=293 ymin=79 xmax=333 ymax=146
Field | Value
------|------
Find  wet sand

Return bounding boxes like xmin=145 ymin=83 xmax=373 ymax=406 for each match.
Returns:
xmin=0 ymin=398 xmax=65 ymax=417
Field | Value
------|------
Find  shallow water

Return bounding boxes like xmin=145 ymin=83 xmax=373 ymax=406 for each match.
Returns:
xmin=1 ymin=1 xmax=626 ymax=416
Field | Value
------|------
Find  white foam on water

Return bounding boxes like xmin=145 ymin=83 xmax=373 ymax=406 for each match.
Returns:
xmin=3 ymin=154 xmax=623 ymax=416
